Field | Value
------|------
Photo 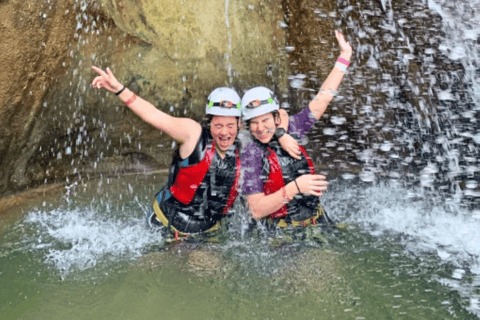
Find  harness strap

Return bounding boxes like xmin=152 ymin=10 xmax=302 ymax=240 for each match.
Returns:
xmin=223 ymin=148 xmax=241 ymax=214
xmin=269 ymin=204 xmax=324 ymax=228
xmin=298 ymin=146 xmax=316 ymax=174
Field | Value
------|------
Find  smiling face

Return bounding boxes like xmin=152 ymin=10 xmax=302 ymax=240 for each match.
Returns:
xmin=248 ymin=112 xmax=278 ymax=144
xmin=210 ymin=115 xmax=239 ymax=154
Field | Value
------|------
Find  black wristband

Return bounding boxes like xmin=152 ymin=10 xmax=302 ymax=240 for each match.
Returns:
xmin=274 ymin=127 xmax=286 ymax=139
xmin=115 ymin=86 xmax=126 ymax=96
xmin=294 ymin=179 xmax=301 ymax=193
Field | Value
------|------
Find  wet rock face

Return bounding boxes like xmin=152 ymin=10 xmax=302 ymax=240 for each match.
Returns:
xmin=283 ymin=0 xmax=336 ymax=76
xmin=0 ymin=0 xmax=287 ymax=195
xmin=0 ymin=0 xmax=77 ymax=194
xmin=95 ymin=0 xmax=287 ymax=102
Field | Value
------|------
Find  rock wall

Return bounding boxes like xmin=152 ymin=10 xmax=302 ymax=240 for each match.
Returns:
xmin=0 ymin=0 xmax=77 ymax=194
xmin=0 ymin=0 xmax=288 ymax=195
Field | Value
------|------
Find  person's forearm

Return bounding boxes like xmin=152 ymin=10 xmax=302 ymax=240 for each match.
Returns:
xmin=309 ymin=52 xmax=351 ymax=119
xmin=248 ymin=182 xmax=298 ymax=220
xmin=278 ymin=108 xmax=289 ymax=131
xmin=118 ymin=88 xmax=172 ymax=126
xmin=319 ymin=52 xmax=350 ymax=97
xmin=116 ymin=88 xmax=200 ymax=144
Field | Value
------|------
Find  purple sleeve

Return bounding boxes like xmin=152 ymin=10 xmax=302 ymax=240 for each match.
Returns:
xmin=288 ymin=106 xmax=316 ymax=139
xmin=241 ymin=143 xmax=265 ymax=195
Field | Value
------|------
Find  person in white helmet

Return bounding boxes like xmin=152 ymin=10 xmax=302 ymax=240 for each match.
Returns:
xmin=241 ymin=30 xmax=352 ymax=229
xmin=91 ymin=66 xmax=298 ymax=239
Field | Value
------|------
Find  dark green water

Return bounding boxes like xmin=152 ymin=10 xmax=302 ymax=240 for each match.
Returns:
xmin=0 ymin=173 xmax=478 ymax=319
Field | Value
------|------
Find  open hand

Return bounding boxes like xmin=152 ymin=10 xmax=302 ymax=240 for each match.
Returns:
xmin=91 ymin=66 xmax=123 ymax=93
xmin=295 ymin=174 xmax=328 ymax=197
xmin=335 ymin=30 xmax=352 ymax=61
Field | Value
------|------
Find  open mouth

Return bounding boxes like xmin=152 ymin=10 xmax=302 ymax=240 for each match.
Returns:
xmin=218 ymin=137 xmax=232 ymax=147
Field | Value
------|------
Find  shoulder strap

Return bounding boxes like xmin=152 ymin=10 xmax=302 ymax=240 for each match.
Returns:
xmin=222 ymin=148 xmax=241 ymax=214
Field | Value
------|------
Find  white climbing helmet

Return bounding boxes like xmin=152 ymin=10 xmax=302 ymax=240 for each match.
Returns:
xmin=241 ymin=86 xmax=279 ymax=121
xmin=205 ymin=87 xmax=242 ymax=117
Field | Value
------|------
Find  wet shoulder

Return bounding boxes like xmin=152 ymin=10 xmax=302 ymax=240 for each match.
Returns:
xmin=241 ymin=142 xmax=265 ymax=163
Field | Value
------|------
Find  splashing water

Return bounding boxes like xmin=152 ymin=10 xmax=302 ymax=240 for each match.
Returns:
xmin=329 ymin=0 xmax=480 ymax=203
xmin=326 ymin=0 xmax=480 ymax=267
xmin=325 ymin=183 xmax=480 ymax=273
xmin=322 ymin=181 xmax=480 ymax=315
xmin=8 ymin=0 xmax=480 ymax=317
xmin=24 ymin=204 xmax=162 ymax=272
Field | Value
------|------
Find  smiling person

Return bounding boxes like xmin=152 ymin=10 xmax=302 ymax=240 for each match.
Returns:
xmin=241 ymin=30 xmax=352 ymax=229
xmin=91 ymin=67 xmax=299 ymax=240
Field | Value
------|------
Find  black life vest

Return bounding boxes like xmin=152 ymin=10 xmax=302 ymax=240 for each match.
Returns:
xmin=256 ymin=139 xmax=320 ymax=222
xmin=154 ymin=127 xmax=240 ymax=234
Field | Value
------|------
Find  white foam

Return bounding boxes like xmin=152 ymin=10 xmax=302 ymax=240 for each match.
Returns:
xmin=25 ymin=207 xmax=161 ymax=271
xmin=324 ymin=184 xmax=480 ymax=274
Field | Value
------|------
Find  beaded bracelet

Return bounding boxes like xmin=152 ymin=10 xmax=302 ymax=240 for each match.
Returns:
xmin=125 ymin=93 xmax=137 ymax=106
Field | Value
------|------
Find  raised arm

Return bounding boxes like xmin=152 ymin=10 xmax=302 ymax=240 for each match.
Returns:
xmin=91 ymin=66 xmax=201 ymax=156
xmin=309 ymin=30 xmax=352 ymax=120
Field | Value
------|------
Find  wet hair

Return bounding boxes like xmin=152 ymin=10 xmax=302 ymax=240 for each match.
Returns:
xmin=244 ymin=110 xmax=281 ymax=132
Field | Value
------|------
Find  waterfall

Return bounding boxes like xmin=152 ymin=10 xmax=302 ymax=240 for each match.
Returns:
xmin=224 ymin=0 xmax=233 ymax=84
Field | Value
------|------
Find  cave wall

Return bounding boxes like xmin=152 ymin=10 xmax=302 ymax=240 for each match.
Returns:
xmin=0 ymin=0 xmax=288 ymax=195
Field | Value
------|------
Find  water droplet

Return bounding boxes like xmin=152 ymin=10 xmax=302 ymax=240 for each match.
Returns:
xmin=323 ymin=128 xmax=337 ymax=135
xmin=331 ymin=116 xmax=346 ymax=125
xmin=289 ymin=79 xmax=304 ymax=88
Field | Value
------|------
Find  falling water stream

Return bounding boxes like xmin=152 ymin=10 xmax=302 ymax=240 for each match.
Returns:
xmin=2 ymin=0 xmax=480 ymax=319
xmin=224 ymin=0 xmax=234 ymax=84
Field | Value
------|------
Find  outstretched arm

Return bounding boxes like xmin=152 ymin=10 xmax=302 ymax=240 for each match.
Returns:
xmin=91 ymin=67 xmax=201 ymax=155
xmin=309 ymin=30 xmax=353 ymax=120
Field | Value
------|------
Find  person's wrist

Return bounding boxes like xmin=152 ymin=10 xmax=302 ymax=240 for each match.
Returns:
xmin=118 ymin=88 xmax=132 ymax=101
xmin=274 ymin=128 xmax=286 ymax=139
xmin=115 ymin=85 xmax=126 ymax=96
xmin=294 ymin=179 xmax=301 ymax=194
xmin=286 ymin=181 xmax=298 ymax=197
xmin=339 ymin=52 xmax=352 ymax=62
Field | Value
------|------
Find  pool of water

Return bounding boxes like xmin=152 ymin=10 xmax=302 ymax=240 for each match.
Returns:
xmin=1 ymin=173 xmax=478 ymax=319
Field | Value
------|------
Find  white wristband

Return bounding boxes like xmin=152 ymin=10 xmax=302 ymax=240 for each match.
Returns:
xmin=335 ymin=62 xmax=347 ymax=73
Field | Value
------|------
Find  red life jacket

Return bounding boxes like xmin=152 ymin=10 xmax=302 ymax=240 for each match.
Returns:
xmin=169 ymin=141 xmax=240 ymax=214
xmin=263 ymin=146 xmax=315 ymax=219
